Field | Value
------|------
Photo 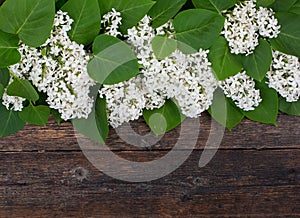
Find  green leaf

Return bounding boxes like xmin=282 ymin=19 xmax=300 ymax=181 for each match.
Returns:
xmin=289 ymin=0 xmax=300 ymax=14
xmin=95 ymin=96 xmax=109 ymax=142
xmin=243 ymin=39 xmax=272 ymax=81
xmin=35 ymin=91 xmax=48 ymax=106
xmin=0 ymin=68 xmax=10 ymax=87
xmin=0 ymin=104 xmax=25 ymax=137
xmin=19 ymin=104 xmax=50 ymax=126
xmin=0 ymin=0 xmax=55 ymax=47
xmin=61 ymin=0 xmax=101 ymax=45
xmin=56 ymin=0 xmax=68 ymax=10
xmin=244 ymin=81 xmax=278 ymax=125
xmin=72 ymin=84 xmax=108 ymax=143
xmin=0 ymin=84 xmax=4 ymax=98
xmin=174 ymin=9 xmax=225 ymax=50
xmin=143 ymin=99 xmax=184 ymax=136
xmin=192 ymin=0 xmax=237 ymax=14
xmin=270 ymin=0 xmax=297 ymax=12
xmin=73 ymin=106 xmax=107 ymax=143
xmin=51 ymin=109 xmax=63 ymax=125
xmin=279 ymin=97 xmax=300 ymax=116
xmin=208 ymin=88 xmax=244 ymax=130
xmin=256 ymin=0 xmax=275 ymax=7
xmin=270 ymin=12 xmax=300 ymax=57
xmin=148 ymin=0 xmax=187 ymax=28
xmin=0 ymin=31 xmax=21 ymax=67
xmin=88 ymin=34 xmax=139 ymax=85
xmin=152 ymin=35 xmax=177 ymax=59
xmin=6 ymin=78 xmax=39 ymax=102
xmin=208 ymin=36 xmax=242 ymax=81
xmin=177 ymin=41 xmax=198 ymax=54
xmin=98 ymin=0 xmax=155 ymax=33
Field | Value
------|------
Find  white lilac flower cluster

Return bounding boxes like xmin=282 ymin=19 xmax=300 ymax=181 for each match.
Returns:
xmin=219 ymin=72 xmax=262 ymax=111
xmin=99 ymin=76 xmax=146 ymax=128
xmin=100 ymin=12 xmax=218 ymax=127
xmin=1 ymin=78 xmax=26 ymax=111
xmin=222 ymin=0 xmax=280 ymax=55
xmin=101 ymin=8 xmax=122 ymax=37
xmin=266 ymin=51 xmax=300 ymax=102
xmin=140 ymin=48 xmax=217 ymax=118
xmin=3 ymin=10 xmax=95 ymax=120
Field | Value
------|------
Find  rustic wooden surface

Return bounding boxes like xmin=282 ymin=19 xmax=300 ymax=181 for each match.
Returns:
xmin=0 ymin=112 xmax=299 ymax=217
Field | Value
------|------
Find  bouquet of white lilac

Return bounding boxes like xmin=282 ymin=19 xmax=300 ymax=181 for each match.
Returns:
xmin=0 ymin=0 xmax=299 ymax=142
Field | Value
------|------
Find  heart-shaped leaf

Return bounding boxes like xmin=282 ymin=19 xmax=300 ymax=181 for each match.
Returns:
xmin=88 ymin=34 xmax=139 ymax=85
xmin=148 ymin=0 xmax=187 ymax=28
xmin=0 ymin=104 xmax=25 ymax=137
xmin=72 ymin=84 xmax=109 ymax=143
xmin=143 ymin=99 xmax=185 ymax=136
xmin=208 ymin=88 xmax=244 ymax=130
xmin=6 ymin=78 xmax=39 ymax=102
xmin=174 ymin=9 xmax=225 ymax=50
xmin=95 ymin=96 xmax=109 ymax=142
xmin=208 ymin=36 xmax=242 ymax=81
xmin=243 ymin=81 xmax=278 ymax=125
xmin=152 ymin=35 xmax=177 ymax=60
xmin=0 ymin=0 xmax=55 ymax=47
xmin=62 ymin=0 xmax=101 ymax=45
xmin=19 ymin=104 xmax=50 ymax=126
xmin=270 ymin=12 xmax=300 ymax=57
xmin=0 ymin=31 xmax=21 ymax=67
xmin=243 ymin=39 xmax=272 ymax=81
xmin=279 ymin=97 xmax=300 ymax=116
xmin=51 ymin=109 xmax=63 ymax=125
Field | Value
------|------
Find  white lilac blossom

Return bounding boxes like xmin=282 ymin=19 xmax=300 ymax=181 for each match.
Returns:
xmin=99 ymin=12 xmax=218 ymax=127
xmin=2 ymin=77 xmax=25 ymax=111
xmin=222 ymin=0 xmax=280 ymax=55
xmin=219 ymin=71 xmax=262 ymax=111
xmin=99 ymin=76 xmax=146 ymax=128
xmin=100 ymin=15 xmax=162 ymax=126
xmin=223 ymin=0 xmax=258 ymax=55
xmin=256 ymin=7 xmax=280 ymax=38
xmin=266 ymin=51 xmax=300 ymax=102
xmin=127 ymin=16 xmax=217 ymax=117
xmin=141 ymin=49 xmax=217 ymax=118
xmin=7 ymin=10 xmax=95 ymax=120
xmin=175 ymin=51 xmax=217 ymax=117
xmin=1 ymin=93 xmax=25 ymax=111
xmin=101 ymin=8 xmax=122 ymax=37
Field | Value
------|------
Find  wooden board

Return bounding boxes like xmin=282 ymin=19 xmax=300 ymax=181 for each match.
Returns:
xmin=0 ymin=113 xmax=299 ymax=217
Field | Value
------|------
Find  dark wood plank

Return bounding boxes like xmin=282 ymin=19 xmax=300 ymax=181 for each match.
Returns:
xmin=0 ymin=113 xmax=299 ymax=152
xmin=0 ymin=113 xmax=299 ymax=216
xmin=0 ymin=149 xmax=299 ymax=217
xmin=1 ymin=185 xmax=299 ymax=217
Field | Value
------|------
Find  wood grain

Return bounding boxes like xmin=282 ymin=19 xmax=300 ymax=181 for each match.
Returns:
xmin=0 ymin=113 xmax=299 ymax=217
xmin=0 ymin=112 xmax=299 ymax=151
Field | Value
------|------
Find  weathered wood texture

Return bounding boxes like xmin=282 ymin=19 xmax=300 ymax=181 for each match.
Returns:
xmin=0 ymin=113 xmax=299 ymax=217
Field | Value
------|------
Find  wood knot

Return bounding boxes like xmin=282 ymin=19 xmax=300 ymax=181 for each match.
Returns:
xmin=192 ymin=177 xmax=209 ymax=186
xmin=181 ymin=194 xmax=193 ymax=202
xmin=73 ymin=167 xmax=88 ymax=182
